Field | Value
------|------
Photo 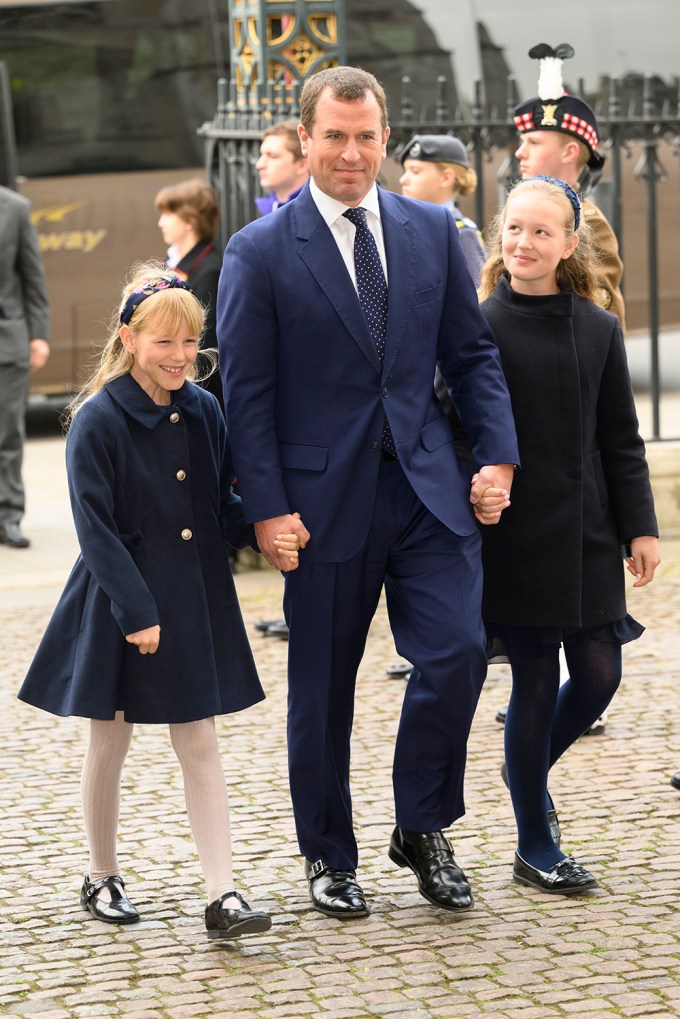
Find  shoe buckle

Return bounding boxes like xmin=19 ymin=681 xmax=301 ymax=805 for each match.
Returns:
xmin=308 ymin=859 xmax=326 ymax=878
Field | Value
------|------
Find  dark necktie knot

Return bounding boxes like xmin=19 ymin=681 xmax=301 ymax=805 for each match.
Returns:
xmin=343 ymin=206 xmax=368 ymax=228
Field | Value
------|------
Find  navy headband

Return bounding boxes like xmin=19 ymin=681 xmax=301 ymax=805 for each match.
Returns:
xmin=520 ymin=175 xmax=581 ymax=230
xmin=120 ymin=274 xmax=194 ymax=325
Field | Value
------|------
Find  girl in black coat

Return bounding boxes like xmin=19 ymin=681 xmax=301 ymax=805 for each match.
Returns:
xmin=472 ymin=176 xmax=660 ymax=895
xmin=19 ymin=263 xmax=300 ymax=939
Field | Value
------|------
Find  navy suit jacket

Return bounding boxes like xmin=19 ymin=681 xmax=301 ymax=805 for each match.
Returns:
xmin=217 ymin=182 xmax=519 ymax=563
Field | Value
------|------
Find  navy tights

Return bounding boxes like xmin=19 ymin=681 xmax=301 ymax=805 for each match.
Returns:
xmin=504 ymin=635 xmax=622 ymax=871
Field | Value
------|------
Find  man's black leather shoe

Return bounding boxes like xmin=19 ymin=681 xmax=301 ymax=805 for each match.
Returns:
xmin=388 ymin=826 xmax=474 ymax=911
xmin=304 ymin=859 xmax=369 ymax=918
xmin=0 ymin=522 xmax=30 ymax=548
xmin=513 ymin=852 xmax=598 ymax=895
xmin=80 ymin=875 xmax=140 ymax=924
xmin=671 ymin=772 xmax=680 ymax=790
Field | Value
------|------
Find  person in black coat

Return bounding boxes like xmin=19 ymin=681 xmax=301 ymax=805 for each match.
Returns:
xmin=471 ymin=176 xmax=660 ymax=895
xmin=18 ymin=263 xmax=300 ymax=939
xmin=155 ymin=179 xmax=224 ymax=407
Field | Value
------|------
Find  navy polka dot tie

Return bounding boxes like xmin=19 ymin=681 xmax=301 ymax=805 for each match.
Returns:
xmin=343 ymin=206 xmax=396 ymax=458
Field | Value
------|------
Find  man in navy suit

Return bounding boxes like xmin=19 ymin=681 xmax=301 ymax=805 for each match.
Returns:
xmin=217 ymin=66 xmax=519 ymax=918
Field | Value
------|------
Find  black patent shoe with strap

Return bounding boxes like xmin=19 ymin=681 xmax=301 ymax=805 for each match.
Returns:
xmin=204 ymin=890 xmax=272 ymax=940
xmin=80 ymin=875 xmax=140 ymax=924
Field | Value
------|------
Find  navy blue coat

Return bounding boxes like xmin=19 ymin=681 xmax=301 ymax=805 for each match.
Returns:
xmin=18 ymin=374 xmax=263 ymax=723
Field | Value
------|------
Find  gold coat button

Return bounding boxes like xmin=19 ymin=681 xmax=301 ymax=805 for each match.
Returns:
xmin=176 ymin=469 xmax=186 ymax=481
xmin=169 ymin=412 xmax=180 ymax=423
xmin=181 ymin=528 xmax=192 ymax=541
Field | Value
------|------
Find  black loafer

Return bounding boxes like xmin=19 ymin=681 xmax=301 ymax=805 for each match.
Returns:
xmin=304 ymin=860 xmax=369 ymax=918
xmin=0 ymin=522 xmax=30 ymax=548
xmin=671 ymin=772 xmax=680 ymax=790
xmin=388 ymin=827 xmax=473 ymax=911
xmin=254 ymin=618 xmax=281 ymax=633
xmin=80 ymin=875 xmax=140 ymax=924
xmin=204 ymin=890 xmax=272 ymax=940
xmin=513 ymin=852 xmax=598 ymax=895
xmin=266 ymin=620 xmax=290 ymax=640
xmin=500 ymin=762 xmax=561 ymax=848
xmin=385 ymin=663 xmax=412 ymax=678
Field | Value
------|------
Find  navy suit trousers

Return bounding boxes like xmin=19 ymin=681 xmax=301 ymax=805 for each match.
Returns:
xmin=283 ymin=459 xmax=487 ymax=871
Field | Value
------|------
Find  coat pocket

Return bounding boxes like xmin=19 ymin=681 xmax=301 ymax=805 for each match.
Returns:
xmin=420 ymin=416 xmax=454 ymax=451
xmin=591 ymin=450 xmax=609 ymax=507
xmin=279 ymin=442 xmax=328 ymax=471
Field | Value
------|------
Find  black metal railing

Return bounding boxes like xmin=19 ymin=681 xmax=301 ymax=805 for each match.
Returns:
xmin=199 ymin=73 xmax=680 ymax=440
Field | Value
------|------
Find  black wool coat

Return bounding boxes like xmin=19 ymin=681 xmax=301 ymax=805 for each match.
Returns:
xmin=18 ymin=374 xmax=263 ymax=723
xmin=479 ymin=277 xmax=657 ymax=630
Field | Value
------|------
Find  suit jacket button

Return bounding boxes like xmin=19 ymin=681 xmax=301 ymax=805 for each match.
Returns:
xmin=382 ymin=387 xmax=389 ymax=398
xmin=181 ymin=528 xmax=192 ymax=540
xmin=176 ymin=469 xmax=186 ymax=481
xmin=370 ymin=442 xmax=379 ymax=452
xmin=169 ymin=411 xmax=180 ymax=423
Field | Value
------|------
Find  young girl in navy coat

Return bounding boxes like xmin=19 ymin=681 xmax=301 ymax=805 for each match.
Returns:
xmin=19 ymin=263 xmax=300 ymax=939
xmin=471 ymin=176 xmax=660 ymax=895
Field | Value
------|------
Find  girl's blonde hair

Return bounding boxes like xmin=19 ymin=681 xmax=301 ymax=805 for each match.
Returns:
xmin=478 ymin=177 xmax=601 ymax=302
xmin=67 ymin=261 xmax=214 ymax=423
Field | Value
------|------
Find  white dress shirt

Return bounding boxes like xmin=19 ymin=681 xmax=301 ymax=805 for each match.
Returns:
xmin=308 ymin=179 xmax=388 ymax=290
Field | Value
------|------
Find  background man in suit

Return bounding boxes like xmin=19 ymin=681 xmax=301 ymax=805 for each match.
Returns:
xmin=217 ymin=66 xmax=519 ymax=919
xmin=0 ymin=185 xmax=50 ymax=548
xmin=254 ymin=120 xmax=310 ymax=217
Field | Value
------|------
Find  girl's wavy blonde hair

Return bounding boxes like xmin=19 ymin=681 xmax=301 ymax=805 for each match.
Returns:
xmin=66 ymin=260 xmax=216 ymax=423
xmin=478 ymin=177 xmax=602 ymax=302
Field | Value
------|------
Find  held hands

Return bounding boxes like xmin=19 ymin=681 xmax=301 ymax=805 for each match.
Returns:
xmin=625 ymin=535 xmax=661 ymax=587
xmin=255 ymin=511 xmax=310 ymax=572
xmin=125 ymin=624 xmax=161 ymax=655
xmin=469 ymin=464 xmax=515 ymax=525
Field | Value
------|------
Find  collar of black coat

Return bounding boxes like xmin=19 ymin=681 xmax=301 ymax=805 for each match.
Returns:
xmin=105 ymin=372 xmax=204 ymax=428
xmin=491 ymin=275 xmax=574 ymax=316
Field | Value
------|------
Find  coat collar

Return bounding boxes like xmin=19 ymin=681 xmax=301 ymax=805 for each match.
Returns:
xmin=490 ymin=275 xmax=574 ymax=317
xmin=105 ymin=373 xmax=203 ymax=429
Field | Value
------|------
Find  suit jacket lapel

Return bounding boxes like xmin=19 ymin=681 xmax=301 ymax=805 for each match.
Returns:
xmin=294 ymin=187 xmax=381 ymax=374
xmin=379 ymin=188 xmax=416 ymax=376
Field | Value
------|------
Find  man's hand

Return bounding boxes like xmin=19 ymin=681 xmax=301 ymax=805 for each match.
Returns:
xmin=469 ymin=464 xmax=515 ymax=525
xmin=254 ymin=512 xmax=310 ymax=571
xmin=29 ymin=338 xmax=50 ymax=372
xmin=625 ymin=535 xmax=660 ymax=587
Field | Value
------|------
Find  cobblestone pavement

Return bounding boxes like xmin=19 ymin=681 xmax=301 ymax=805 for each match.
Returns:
xmin=1 ymin=436 xmax=679 ymax=1019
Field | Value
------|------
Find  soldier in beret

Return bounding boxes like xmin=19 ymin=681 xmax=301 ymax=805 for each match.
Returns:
xmin=513 ymin=44 xmax=625 ymax=329
xmin=399 ymin=134 xmax=486 ymax=287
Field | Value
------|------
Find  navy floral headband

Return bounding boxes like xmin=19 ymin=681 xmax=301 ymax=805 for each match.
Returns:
xmin=119 ymin=274 xmax=194 ymax=325
xmin=521 ymin=174 xmax=581 ymax=230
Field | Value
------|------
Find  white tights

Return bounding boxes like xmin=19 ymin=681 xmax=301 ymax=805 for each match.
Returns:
xmin=81 ymin=712 xmax=233 ymax=903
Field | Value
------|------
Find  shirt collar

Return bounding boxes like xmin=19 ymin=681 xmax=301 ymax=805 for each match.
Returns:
xmin=105 ymin=372 xmax=203 ymax=429
xmin=309 ymin=179 xmax=381 ymax=228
